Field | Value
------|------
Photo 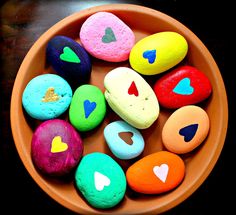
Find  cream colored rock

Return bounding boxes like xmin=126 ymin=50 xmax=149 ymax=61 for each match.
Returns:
xmin=104 ymin=67 xmax=159 ymax=129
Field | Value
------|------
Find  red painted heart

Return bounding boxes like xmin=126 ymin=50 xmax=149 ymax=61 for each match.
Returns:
xmin=128 ymin=81 xmax=139 ymax=96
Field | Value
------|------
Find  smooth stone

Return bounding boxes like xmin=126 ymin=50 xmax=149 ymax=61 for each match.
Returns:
xmin=104 ymin=67 xmax=159 ymax=129
xmin=104 ymin=120 xmax=145 ymax=160
xmin=126 ymin=151 xmax=185 ymax=194
xmin=80 ymin=12 xmax=135 ymax=62
xmin=69 ymin=84 xmax=106 ymax=132
xmin=31 ymin=119 xmax=83 ymax=176
xmin=46 ymin=35 xmax=92 ymax=87
xmin=154 ymin=65 xmax=212 ymax=109
xmin=129 ymin=31 xmax=188 ymax=75
xmin=75 ymin=152 xmax=126 ymax=209
xmin=162 ymin=105 xmax=210 ymax=154
xmin=22 ymin=74 xmax=72 ymax=120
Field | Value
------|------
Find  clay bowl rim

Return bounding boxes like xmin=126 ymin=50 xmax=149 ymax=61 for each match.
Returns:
xmin=10 ymin=3 xmax=228 ymax=214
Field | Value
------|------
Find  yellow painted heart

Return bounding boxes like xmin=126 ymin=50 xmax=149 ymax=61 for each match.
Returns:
xmin=51 ymin=136 xmax=68 ymax=153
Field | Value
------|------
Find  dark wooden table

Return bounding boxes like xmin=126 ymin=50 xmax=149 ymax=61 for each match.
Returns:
xmin=1 ymin=0 xmax=233 ymax=214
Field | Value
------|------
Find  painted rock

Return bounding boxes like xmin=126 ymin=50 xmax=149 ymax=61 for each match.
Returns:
xmin=154 ymin=65 xmax=212 ymax=109
xmin=80 ymin=12 xmax=135 ymax=62
xmin=69 ymin=84 xmax=106 ymax=132
xmin=129 ymin=31 xmax=188 ymax=75
xmin=31 ymin=119 xmax=83 ymax=176
xmin=46 ymin=35 xmax=92 ymax=87
xmin=75 ymin=152 xmax=126 ymax=209
xmin=126 ymin=151 xmax=185 ymax=194
xmin=104 ymin=67 xmax=159 ymax=129
xmin=104 ymin=120 xmax=145 ymax=160
xmin=22 ymin=74 xmax=72 ymax=120
xmin=162 ymin=105 xmax=210 ymax=154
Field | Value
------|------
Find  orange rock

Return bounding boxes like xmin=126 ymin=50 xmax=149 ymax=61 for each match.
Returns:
xmin=126 ymin=151 xmax=185 ymax=194
xmin=162 ymin=105 xmax=210 ymax=154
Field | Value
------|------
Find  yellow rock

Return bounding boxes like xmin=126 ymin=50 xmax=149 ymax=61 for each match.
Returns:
xmin=129 ymin=31 xmax=188 ymax=75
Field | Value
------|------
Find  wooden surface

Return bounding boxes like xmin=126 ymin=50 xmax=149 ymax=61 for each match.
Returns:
xmin=0 ymin=0 xmax=233 ymax=214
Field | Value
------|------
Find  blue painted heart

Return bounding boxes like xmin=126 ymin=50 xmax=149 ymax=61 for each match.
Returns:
xmin=102 ymin=27 xmax=117 ymax=43
xmin=173 ymin=78 xmax=194 ymax=95
xmin=83 ymin=100 xmax=97 ymax=118
xmin=179 ymin=124 xmax=198 ymax=142
xmin=142 ymin=50 xmax=156 ymax=64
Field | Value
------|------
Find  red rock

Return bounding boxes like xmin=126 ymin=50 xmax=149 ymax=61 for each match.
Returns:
xmin=154 ymin=65 xmax=212 ymax=109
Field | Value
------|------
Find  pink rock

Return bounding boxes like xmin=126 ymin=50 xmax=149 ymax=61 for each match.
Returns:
xmin=80 ymin=12 xmax=135 ymax=62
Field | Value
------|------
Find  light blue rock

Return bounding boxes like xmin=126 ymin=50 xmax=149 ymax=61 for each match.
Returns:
xmin=22 ymin=74 xmax=72 ymax=120
xmin=104 ymin=120 xmax=145 ymax=159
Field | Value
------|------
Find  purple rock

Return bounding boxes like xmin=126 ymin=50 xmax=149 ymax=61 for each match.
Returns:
xmin=46 ymin=35 xmax=92 ymax=88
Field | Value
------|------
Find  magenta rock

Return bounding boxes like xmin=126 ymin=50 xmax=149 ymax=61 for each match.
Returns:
xmin=31 ymin=119 xmax=83 ymax=176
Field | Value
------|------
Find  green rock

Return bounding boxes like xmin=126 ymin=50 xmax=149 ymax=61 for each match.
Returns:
xmin=75 ymin=152 xmax=126 ymax=209
xmin=69 ymin=84 xmax=106 ymax=131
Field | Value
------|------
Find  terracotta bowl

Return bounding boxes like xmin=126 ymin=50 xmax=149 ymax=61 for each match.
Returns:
xmin=10 ymin=4 xmax=228 ymax=214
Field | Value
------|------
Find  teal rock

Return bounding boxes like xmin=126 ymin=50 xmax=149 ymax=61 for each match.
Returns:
xmin=75 ymin=152 xmax=126 ymax=209
xmin=104 ymin=120 xmax=145 ymax=159
xmin=69 ymin=84 xmax=106 ymax=132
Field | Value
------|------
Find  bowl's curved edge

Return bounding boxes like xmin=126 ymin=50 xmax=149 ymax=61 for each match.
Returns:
xmin=159 ymin=74 xmax=228 ymax=214
xmin=9 ymin=7 xmax=97 ymax=215
xmin=10 ymin=3 xmax=229 ymax=214
xmin=149 ymin=11 xmax=229 ymax=213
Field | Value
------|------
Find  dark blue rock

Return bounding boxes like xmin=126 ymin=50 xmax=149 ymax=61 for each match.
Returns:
xmin=46 ymin=35 xmax=92 ymax=88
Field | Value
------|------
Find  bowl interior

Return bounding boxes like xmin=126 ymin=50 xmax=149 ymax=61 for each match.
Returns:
xmin=10 ymin=4 xmax=228 ymax=214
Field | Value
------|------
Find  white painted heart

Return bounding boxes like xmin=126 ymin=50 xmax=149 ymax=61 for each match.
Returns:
xmin=153 ymin=164 xmax=169 ymax=183
xmin=94 ymin=171 xmax=111 ymax=191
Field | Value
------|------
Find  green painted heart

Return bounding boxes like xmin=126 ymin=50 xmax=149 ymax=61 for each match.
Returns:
xmin=102 ymin=27 xmax=117 ymax=43
xmin=60 ymin=46 xmax=81 ymax=63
